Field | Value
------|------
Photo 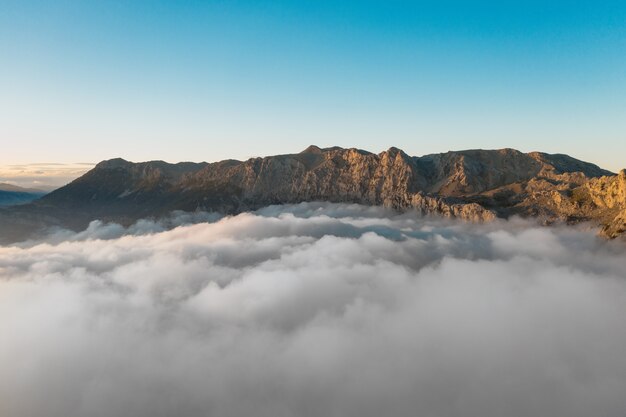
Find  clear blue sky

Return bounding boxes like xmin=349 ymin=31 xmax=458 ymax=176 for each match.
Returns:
xmin=1 ymin=0 xmax=625 ymax=171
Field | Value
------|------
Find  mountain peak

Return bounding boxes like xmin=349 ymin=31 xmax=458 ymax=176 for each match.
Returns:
xmin=300 ymin=145 xmax=323 ymax=154
xmin=95 ymin=158 xmax=131 ymax=169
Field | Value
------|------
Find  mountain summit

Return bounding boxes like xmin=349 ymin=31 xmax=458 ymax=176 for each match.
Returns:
xmin=1 ymin=146 xmax=624 ymax=242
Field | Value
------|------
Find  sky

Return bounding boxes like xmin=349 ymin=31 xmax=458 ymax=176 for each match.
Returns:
xmin=1 ymin=0 xmax=625 ymax=180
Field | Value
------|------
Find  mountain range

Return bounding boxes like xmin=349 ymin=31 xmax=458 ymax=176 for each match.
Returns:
xmin=0 ymin=183 xmax=46 ymax=207
xmin=1 ymin=146 xmax=624 ymax=243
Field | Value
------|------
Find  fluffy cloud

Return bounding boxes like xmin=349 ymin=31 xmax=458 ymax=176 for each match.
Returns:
xmin=1 ymin=203 xmax=625 ymax=417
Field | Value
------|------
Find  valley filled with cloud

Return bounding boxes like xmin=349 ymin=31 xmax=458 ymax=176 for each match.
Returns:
xmin=1 ymin=203 xmax=625 ymax=417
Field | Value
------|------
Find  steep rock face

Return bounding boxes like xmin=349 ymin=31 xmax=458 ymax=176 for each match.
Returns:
xmin=187 ymin=147 xmax=414 ymax=204
xmin=178 ymin=146 xmax=496 ymax=221
xmin=602 ymin=209 xmax=626 ymax=239
xmin=583 ymin=169 xmax=626 ymax=209
xmin=417 ymin=149 xmax=543 ymax=195
xmin=529 ymin=152 xmax=613 ymax=178
xmin=577 ymin=170 xmax=626 ymax=238
xmin=1 ymin=146 xmax=623 ymax=243
xmin=409 ymin=193 xmax=497 ymax=222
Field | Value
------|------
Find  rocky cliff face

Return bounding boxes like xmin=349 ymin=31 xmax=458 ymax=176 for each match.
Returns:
xmin=576 ymin=170 xmax=626 ymax=238
xmin=0 ymin=146 xmax=622 ymax=242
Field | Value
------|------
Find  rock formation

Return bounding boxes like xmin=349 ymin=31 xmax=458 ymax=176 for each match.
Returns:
xmin=0 ymin=146 xmax=623 ymax=243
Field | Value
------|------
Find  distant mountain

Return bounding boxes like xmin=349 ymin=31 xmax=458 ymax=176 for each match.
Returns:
xmin=0 ymin=183 xmax=46 ymax=207
xmin=0 ymin=183 xmax=45 ymax=193
xmin=0 ymin=146 xmax=624 ymax=243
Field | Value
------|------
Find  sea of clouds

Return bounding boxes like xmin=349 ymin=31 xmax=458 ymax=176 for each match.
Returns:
xmin=1 ymin=203 xmax=626 ymax=417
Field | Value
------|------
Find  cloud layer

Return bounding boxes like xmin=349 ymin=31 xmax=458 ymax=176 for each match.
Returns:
xmin=1 ymin=203 xmax=626 ymax=417
xmin=0 ymin=163 xmax=93 ymax=190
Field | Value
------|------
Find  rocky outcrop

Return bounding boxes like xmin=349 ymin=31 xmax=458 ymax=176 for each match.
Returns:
xmin=577 ymin=170 xmax=626 ymax=238
xmin=0 ymin=146 xmax=623 ymax=242
xmin=583 ymin=169 xmax=626 ymax=209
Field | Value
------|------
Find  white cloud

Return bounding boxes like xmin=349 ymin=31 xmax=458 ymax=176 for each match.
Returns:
xmin=1 ymin=203 xmax=625 ymax=417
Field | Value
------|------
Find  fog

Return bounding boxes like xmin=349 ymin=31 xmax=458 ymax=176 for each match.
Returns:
xmin=1 ymin=203 xmax=625 ymax=417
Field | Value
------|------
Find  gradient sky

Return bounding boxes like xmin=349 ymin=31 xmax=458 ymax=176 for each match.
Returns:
xmin=1 ymin=0 xmax=625 ymax=174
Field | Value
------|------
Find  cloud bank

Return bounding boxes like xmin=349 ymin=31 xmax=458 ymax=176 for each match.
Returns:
xmin=1 ymin=203 xmax=626 ymax=417
xmin=0 ymin=162 xmax=93 ymax=191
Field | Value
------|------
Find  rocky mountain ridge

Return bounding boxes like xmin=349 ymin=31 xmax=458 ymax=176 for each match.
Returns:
xmin=0 ymin=146 xmax=623 ymax=243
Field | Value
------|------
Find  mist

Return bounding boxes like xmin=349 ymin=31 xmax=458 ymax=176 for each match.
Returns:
xmin=1 ymin=203 xmax=625 ymax=417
